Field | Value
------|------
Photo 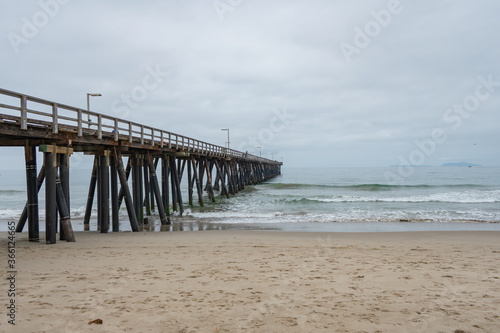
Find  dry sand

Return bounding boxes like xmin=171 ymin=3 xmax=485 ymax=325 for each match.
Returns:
xmin=1 ymin=230 xmax=500 ymax=332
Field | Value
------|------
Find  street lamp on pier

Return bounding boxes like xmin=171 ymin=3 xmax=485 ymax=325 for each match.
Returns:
xmin=221 ymin=128 xmax=230 ymax=151
xmin=87 ymin=93 xmax=102 ymax=128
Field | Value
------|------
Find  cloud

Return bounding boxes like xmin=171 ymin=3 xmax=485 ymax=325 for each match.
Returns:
xmin=1 ymin=0 xmax=499 ymax=169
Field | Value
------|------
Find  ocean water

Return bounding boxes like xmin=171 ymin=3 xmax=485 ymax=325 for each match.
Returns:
xmin=1 ymin=166 xmax=499 ymax=232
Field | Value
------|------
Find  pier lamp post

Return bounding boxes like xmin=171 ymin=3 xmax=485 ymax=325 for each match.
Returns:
xmin=256 ymin=146 xmax=261 ymax=158
xmin=221 ymin=128 xmax=230 ymax=152
xmin=87 ymin=93 xmax=102 ymax=128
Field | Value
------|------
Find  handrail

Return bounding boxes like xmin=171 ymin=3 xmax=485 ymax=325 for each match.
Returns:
xmin=0 ymin=88 xmax=279 ymax=164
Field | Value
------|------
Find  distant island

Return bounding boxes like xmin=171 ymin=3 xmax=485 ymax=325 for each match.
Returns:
xmin=440 ymin=162 xmax=481 ymax=167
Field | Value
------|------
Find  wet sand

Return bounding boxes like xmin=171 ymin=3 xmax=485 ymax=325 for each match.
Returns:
xmin=2 ymin=230 xmax=500 ymax=332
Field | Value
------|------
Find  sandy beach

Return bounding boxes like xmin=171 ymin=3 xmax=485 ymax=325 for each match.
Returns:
xmin=2 ymin=230 xmax=500 ymax=332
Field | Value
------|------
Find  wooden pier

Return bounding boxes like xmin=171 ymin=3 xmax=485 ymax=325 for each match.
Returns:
xmin=0 ymin=88 xmax=282 ymax=243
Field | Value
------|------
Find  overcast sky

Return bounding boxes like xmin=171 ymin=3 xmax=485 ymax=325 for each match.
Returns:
xmin=1 ymin=0 xmax=499 ymax=170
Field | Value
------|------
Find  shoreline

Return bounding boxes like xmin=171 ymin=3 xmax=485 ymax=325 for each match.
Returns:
xmin=2 ymin=217 xmax=500 ymax=234
xmin=2 ymin=230 xmax=500 ymax=332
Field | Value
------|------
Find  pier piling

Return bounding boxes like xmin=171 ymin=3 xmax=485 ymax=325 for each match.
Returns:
xmin=114 ymin=149 xmax=139 ymax=232
xmin=59 ymin=153 xmax=70 ymax=241
xmin=84 ymin=157 xmax=98 ymax=231
xmin=110 ymin=155 xmax=119 ymax=232
xmin=24 ymin=143 xmax=40 ymax=241
xmin=44 ymin=151 xmax=57 ymax=244
xmin=55 ymin=176 xmax=75 ymax=242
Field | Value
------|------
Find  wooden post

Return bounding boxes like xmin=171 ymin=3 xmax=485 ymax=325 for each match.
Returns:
xmin=55 ymin=176 xmax=75 ymax=242
xmin=170 ymin=156 xmax=178 ymax=212
xmin=98 ymin=153 xmax=109 ymax=233
xmin=44 ymin=151 xmax=57 ymax=244
xmin=249 ymin=163 xmax=254 ymax=184
xmin=143 ymin=161 xmax=151 ymax=217
xmin=232 ymin=162 xmax=239 ymax=193
xmin=187 ymin=157 xmax=193 ymax=206
xmin=205 ymin=159 xmax=215 ymax=202
xmin=59 ymin=153 xmax=70 ymax=241
xmin=214 ymin=160 xmax=229 ymax=198
xmin=16 ymin=165 xmax=45 ymax=234
xmin=113 ymin=148 xmax=139 ymax=232
xmin=239 ymin=162 xmax=245 ymax=190
xmin=244 ymin=162 xmax=249 ymax=185
xmin=162 ymin=155 xmax=170 ymax=216
xmin=209 ymin=160 xmax=216 ymax=198
xmin=146 ymin=153 xmax=170 ymax=225
xmin=97 ymin=155 xmax=101 ymax=231
xmin=224 ymin=161 xmax=233 ymax=194
xmin=151 ymin=157 xmax=159 ymax=212
xmin=110 ymin=155 xmax=119 ymax=232
xmin=171 ymin=156 xmax=184 ymax=215
xmin=131 ymin=154 xmax=137 ymax=219
xmin=83 ymin=156 xmax=98 ymax=231
xmin=138 ymin=156 xmax=144 ymax=224
xmin=198 ymin=158 xmax=205 ymax=195
xmin=24 ymin=144 xmax=39 ymax=241
xmin=132 ymin=154 xmax=143 ymax=224
xmin=213 ymin=168 xmax=221 ymax=192
xmin=117 ymin=157 xmax=131 ymax=208
xmin=191 ymin=157 xmax=204 ymax=207
xmin=246 ymin=162 xmax=252 ymax=185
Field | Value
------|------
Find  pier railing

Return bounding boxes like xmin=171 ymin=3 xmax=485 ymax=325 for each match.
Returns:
xmin=0 ymin=88 xmax=278 ymax=164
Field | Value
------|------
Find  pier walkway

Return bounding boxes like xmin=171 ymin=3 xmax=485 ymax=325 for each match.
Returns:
xmin=0 ymin=88 xmax=282 ymax=243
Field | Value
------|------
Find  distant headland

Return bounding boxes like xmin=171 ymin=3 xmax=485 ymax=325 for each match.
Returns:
xmin=440 ymin=162 xmax=481 ymax=167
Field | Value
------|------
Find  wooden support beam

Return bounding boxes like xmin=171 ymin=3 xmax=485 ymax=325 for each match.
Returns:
xmin=117 ymin=157 xmax=131 ymax=208
xmin=113 ymin=148 xmax=139 ymax=232
xmin=146 ymin=153 xmax=170 ymax=225
xmin=23 ymin=144 xmax=40 ymax=241
xmin=234 ymin=162 xmax=240 ymax=191
xmin=151 ymin=157 xmax=159 ymax=212
xmin=59 ymin=153 xmax=70 ymax=241
xmin=162 ymin=155 xmax=170 ymax=216
xmin=16 ymin=165 xmax=44 ymax=234
xmin=171 ymin=156 xmax=184 ymax=215
xmin=170 ymin=156 xmax=178 ymax=212
xmin=39 ymin=144 xmax=73 ymax=155
xmin=198 ymin=158 xmax=205 ymax=195
xmin=187 ymin=158 xmax=193 ymax=206
xmin=132 ymin=154 xmax=143 ymax=224
xmin=98 ymin=154 xmax=110 ymax=233
xmin=250 ymin=163 xmax=255 ymax=184
xmin=55 ymin=176 xmax=75 ymax=242
xmin=225 ymin=161 xmax=233 ymax=194
xmin=110 ymin=155 xmax=119 ymax=232
xmin=239 ymin=162 xmax=245 ymax=190
xmin=191 ymin=157 xmax=204 ymax=207
xmin=83 ymin=156 xmax=97 ymax=231
xmin=131 ymin=154 xmax=137 ymax=219
xmin=214 ymin=160 xmax=229 ymax=198
xmin=143 ymin=162 xmax=151 ymax=218
xmin=44 ymin=152 xmax=57 ymax=244
xmin=138 ymin=156 xmax=144 ymax=223
xmin=209 ymin=159 xmax=217 ymax=200
xmin=205 ymin=159 xmax=215 ymax=202
xmin=213 ymin=166 xmax=221 ymax=192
